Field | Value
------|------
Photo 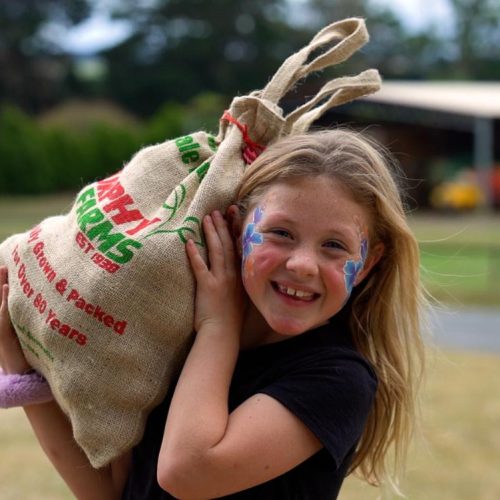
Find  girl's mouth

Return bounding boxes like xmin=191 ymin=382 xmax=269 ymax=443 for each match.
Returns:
xmin=272 ymin=282 xmax=319 ymax=302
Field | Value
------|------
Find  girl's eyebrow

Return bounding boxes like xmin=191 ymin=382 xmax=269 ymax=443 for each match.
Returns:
xmin=263 ymin=213 xmax=360 ymax=242
xmin=262 ymin=213 xmax=296 ymax=225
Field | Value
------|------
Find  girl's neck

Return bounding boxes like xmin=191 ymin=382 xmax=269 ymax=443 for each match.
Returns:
xmin=240 ymin=302 xmax=333 ymax=351
xmin=240 ymin=303 xmax=279 ymax=350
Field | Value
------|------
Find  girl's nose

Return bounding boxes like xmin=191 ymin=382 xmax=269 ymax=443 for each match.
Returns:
xmin=285 ymin=249 xmax=318 ymax=277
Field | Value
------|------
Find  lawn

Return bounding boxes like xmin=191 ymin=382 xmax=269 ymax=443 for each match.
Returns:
xmin=0 ymin=193 xmax=76 ymax=242
xmin=409 ymin=213 xmax=500 ymax=308
xmin=1 ymin=349 xmax=499 ymax=499
xmin=0 ymin=196 xmax=499 ymax=498
xmin=339 ymin=349 xmax=500 ymax=500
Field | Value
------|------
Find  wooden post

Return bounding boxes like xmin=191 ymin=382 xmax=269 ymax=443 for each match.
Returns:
xmin=474 ymin=117 xmax=494 ymax=209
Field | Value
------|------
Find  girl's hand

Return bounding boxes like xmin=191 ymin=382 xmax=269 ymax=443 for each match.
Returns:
xmin=0 ymin=266 xmax=31 ymax=374
xmin=186 ymin=210 xmax=245 ymax=334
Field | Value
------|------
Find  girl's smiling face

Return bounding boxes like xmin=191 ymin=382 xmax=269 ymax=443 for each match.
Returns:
xmin=239 ymin=176 xmax=379 ymax=341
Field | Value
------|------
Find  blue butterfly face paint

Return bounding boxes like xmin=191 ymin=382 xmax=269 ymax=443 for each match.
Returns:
xmin=241 ymin=206 xmax=264 ymax=272
xmin=343 ymin=238 xmax=368 ymax=296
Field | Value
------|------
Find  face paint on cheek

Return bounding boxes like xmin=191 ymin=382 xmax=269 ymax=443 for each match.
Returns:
xmin=241 ymin=206 xmax=264 ymax=276
xmin=343 ymin=238 xmax=369 ymax=296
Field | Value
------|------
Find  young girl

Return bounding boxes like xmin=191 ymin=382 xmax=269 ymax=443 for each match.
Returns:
xmin=0 ymin=129 xmax=426 ymax=499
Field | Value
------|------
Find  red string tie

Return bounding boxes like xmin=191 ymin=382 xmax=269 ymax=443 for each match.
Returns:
xmin=222 ymin=111 xmax=265 ymax=165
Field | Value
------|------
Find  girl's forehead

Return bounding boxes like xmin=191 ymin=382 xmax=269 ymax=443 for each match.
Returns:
xmin=260 ymin=177 xmax=357 ymax=210
xmin=249 ymin=177 xmax=371 ymax=235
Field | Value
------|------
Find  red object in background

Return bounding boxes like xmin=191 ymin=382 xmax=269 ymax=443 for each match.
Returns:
xmin=492 ymin=166 xmax=500 ymax=207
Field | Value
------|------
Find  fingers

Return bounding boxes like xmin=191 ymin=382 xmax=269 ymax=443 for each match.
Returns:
xmin=204 ymin=211 xmax=237 ymax=271
xmin=210 ymin=211 xmax=237 ymax=272
xmin=0 ymin=284 xmax=8 ymax=314
xmin=0 ymin=266 xmax=8 ymax=310
xmin=185 ymin=239 xmax=209 ymax=281
xmin=185 ymin=210 xmax=238 ymax=280
xmin=0 ymin=265 xmax=7 ymax=286
xmin=202 ymin=213 xmax=225 ymax=273
xmin=0 ymin=270 xmax=16 ymax=343
xmin=225 ymin=205 xmax=242 ymax=242
xmin=0 ymin=269 xmax=31 ymax=374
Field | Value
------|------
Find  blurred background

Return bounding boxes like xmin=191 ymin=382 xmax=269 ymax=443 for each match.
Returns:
xmin=0 ymin=0 xmax=499 ymax=498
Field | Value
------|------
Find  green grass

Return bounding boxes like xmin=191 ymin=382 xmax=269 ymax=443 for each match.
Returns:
xmin=419 ymin=243 xmax=499 ymax=306
xmin=1 ymin=350 xmax=499 ymax=499
xmin=408 ymin=213 xmax=500 ymax=245
xmin=339 ymin=349 xmax=500 ymax=500
xmin=0 ymin=407 xmax=72 ymax=500
xmin=0 ymin=194 xmax=76 ymax=242
xmin=408 ymin=212 xmax=500 ymax=308
xmin=0 ymin=198 xmax=499 ymax=497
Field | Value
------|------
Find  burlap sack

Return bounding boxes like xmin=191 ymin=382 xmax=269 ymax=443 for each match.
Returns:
xmin=0 ymin=18 xmax=381 ymax=467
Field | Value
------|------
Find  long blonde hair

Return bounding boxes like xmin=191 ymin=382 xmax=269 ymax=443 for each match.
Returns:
xmin=236 ymin=129 xmax=426 ymax=487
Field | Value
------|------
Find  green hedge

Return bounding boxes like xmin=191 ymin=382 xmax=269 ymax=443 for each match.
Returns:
xmin=0 ymin=93 xmax=225 ymax=194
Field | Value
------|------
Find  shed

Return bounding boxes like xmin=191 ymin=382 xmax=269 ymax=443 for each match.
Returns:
xmin=361 ymin=81 xmax=500 ymax=206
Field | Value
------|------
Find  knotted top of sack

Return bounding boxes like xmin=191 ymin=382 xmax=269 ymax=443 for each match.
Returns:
xmin=221 ymin=111 xmax=267 ymax=165
xmin=216 ymin=18 xmax=382 ymax=165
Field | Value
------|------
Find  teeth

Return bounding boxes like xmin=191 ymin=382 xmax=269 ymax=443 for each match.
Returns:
xmin=278 ymin=284 xmax=314 ymax=299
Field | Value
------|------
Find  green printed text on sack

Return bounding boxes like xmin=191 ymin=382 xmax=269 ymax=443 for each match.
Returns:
xmin=76 ymin=187 xmax=143 ymax=265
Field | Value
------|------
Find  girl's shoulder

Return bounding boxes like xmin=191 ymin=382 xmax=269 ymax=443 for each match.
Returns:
xmin=238 ymin=318 xmax=376 ymax=381
xmin=232 ymin=320 xmax=378 ymax=470
xmin=232 ymin=319 xmax=377 ymax=409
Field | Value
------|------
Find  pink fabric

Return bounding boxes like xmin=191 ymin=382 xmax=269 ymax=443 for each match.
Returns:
xmin=0 ymin=369 xmax=53 ymax=408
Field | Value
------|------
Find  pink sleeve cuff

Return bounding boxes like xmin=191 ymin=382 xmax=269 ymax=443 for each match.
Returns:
xmin=0 ymin=369 xmax=53 ymax=408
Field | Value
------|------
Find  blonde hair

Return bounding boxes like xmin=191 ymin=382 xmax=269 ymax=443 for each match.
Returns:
xmin=236 ymin=129 xmax=426 ymax=488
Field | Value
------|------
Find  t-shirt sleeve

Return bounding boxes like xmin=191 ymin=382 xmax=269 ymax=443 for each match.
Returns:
xmin=259 ymin=349 xmax=377 ymax=468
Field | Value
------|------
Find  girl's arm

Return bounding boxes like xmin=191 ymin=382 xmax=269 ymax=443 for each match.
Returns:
xmin=157 ymin=212 xmax=323 ymax=499
xmin=23 ymin=402 xmax=130 ymax=500
xmin=0 ymin=267 xmax=130 ymax=500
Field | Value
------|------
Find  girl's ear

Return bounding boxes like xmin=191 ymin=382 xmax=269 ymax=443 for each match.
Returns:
xmin=354 ymin=242 xmax=385 ymax=286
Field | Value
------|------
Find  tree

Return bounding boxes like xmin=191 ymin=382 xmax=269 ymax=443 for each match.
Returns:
xmin=0 ymin=0 xmax=92 ymax=113
xmin=99 ymin=0 xmax=307 ymax=116
xmin=441 ymin=0 xmax=500 ymax=79
xmin=293 ymin=0 xmax=419 ymax=79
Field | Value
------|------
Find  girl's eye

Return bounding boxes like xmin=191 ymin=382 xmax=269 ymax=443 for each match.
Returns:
xmin=324 ymin=240 xmax=346 ymax=251
xmin=270 ymin=229 xmax=291 ymax=238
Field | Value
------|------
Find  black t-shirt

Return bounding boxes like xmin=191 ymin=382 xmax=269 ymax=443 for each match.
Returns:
xmin=122 ymin=317 xmax=377 ymax=500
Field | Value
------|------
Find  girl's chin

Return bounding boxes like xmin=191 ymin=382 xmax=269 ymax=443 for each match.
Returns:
xmin=266 ymin=316 xmax=331 ymax=337
xmin=266 ymin=319 xmax=314 ymax=337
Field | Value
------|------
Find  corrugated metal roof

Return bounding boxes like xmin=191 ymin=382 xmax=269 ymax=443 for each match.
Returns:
xmin=363 ymin=81 xmax=500 ymax=118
